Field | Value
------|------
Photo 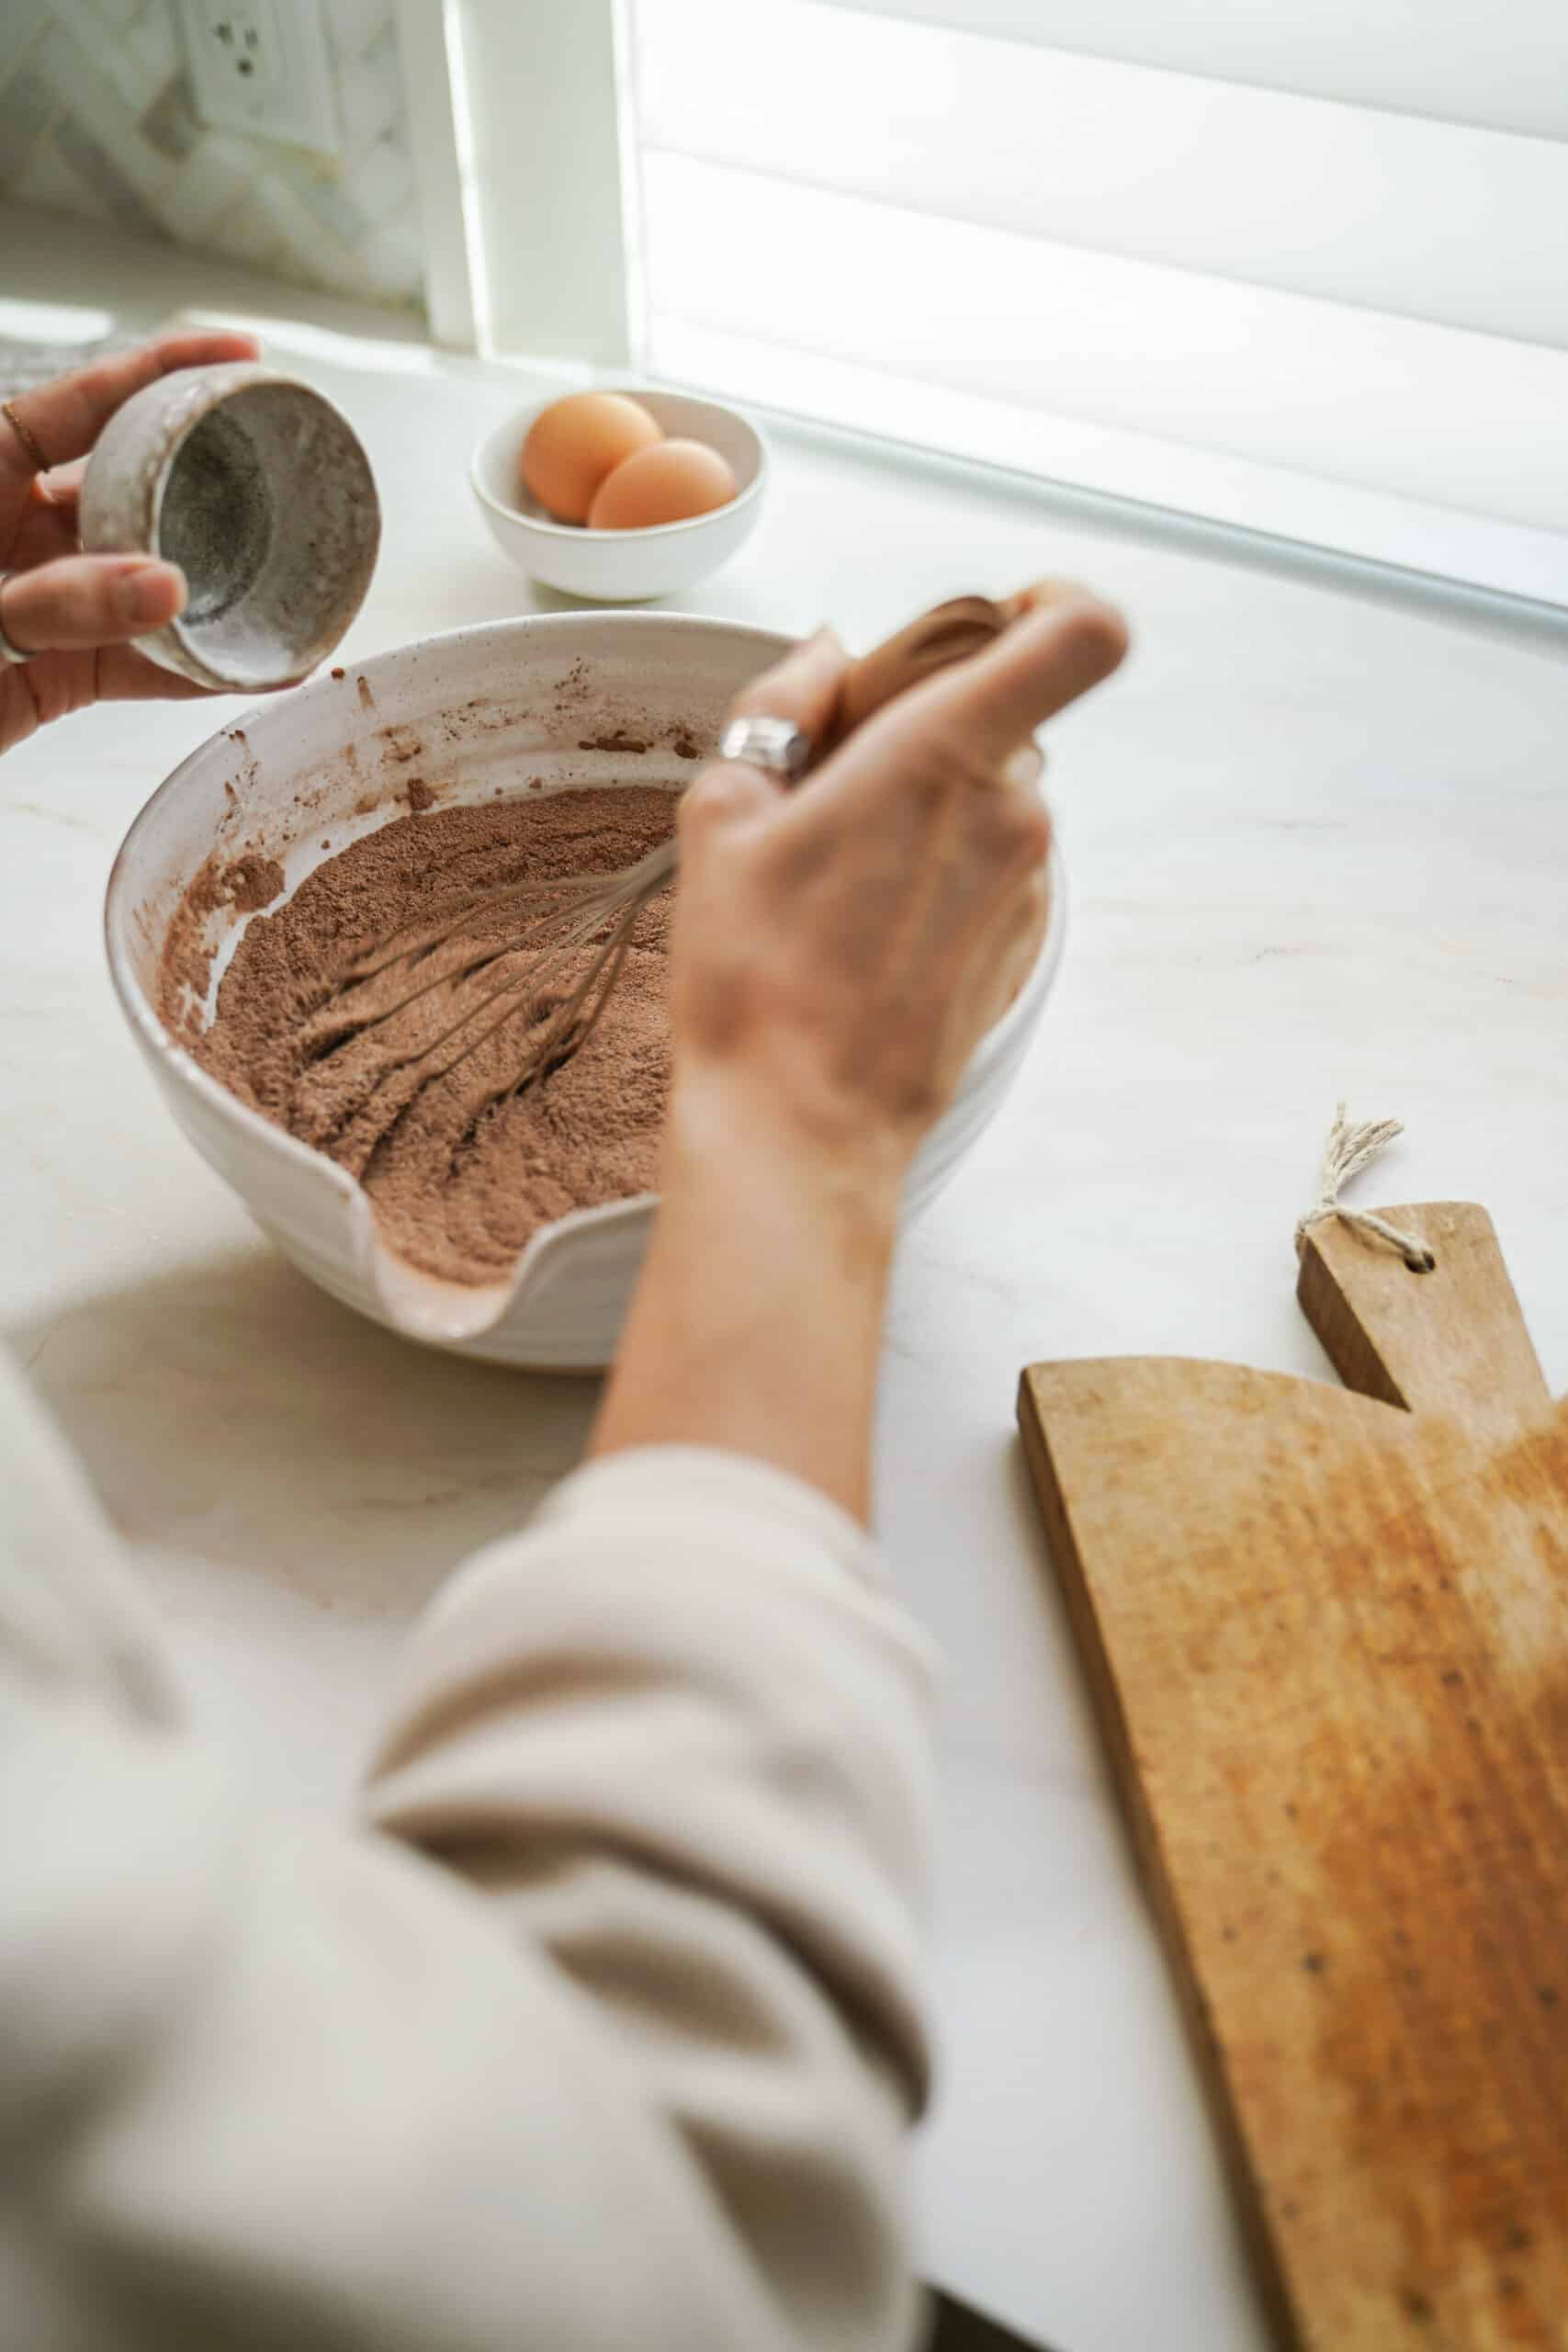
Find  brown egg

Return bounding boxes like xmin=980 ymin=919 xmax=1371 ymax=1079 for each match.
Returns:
xmin=587 ymin=439 xmax=739 ymax=531
xmin=521 ymin=393 xmax=663 ymax=525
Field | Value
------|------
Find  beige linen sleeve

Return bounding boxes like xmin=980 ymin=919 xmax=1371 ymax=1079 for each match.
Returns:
xmin=0 ymin=1350 xmax=937 ymax=2352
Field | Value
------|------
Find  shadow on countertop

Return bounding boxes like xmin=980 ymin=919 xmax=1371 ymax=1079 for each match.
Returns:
xmin=929 ymin=2287 xmax=1057 ymax=2351
xmin=6 ymin=1240 xmax=598 ymax=1621
xmin=11 ymin=1249 xmax=1069 ymax=2352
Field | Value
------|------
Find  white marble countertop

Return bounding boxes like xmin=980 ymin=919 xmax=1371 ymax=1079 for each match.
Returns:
xmin=4 ymin=209 xmax=1567 ymax=2352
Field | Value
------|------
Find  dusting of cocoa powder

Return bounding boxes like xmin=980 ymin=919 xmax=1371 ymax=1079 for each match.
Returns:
xmin=160 ymin=849 xmax=287 ymax=1035
xmin=224 ymin=852 xmax=287 ymax=912
xmin=184 ymin=790 xmax=675 ymax=1286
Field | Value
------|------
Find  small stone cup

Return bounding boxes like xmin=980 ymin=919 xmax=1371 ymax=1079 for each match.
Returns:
xmin=80 ymin=362 xmax=380 ymax=692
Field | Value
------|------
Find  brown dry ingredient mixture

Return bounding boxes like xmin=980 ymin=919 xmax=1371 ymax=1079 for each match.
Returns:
xmin=173 ymin=597 xmax=1015 ymax=1290
xmin=162 ymin=849 xmax=288 ymax=1007
xmin=188 ymin=789 xmax=676 ymax=1286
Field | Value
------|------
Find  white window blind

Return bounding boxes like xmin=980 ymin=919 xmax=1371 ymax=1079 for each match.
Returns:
xmin=625 ymin=0 xmax=1568 ymax=612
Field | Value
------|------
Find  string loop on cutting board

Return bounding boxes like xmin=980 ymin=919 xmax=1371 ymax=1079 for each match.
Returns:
xmin=1294 ymin=1103 xmax=1437 ymax=1272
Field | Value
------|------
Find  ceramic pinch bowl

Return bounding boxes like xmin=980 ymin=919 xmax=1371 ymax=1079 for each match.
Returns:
xmin=79 ymin=361 xmax=380 ymax=692
xmin=105 ymin=613 xmax=1066 ymax=1371
xmin=471 ymin=390 xmax=766 ymax=603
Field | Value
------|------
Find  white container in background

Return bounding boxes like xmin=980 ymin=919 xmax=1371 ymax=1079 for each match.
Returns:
xmin=470 ymin=390 xmax=768 ymax=602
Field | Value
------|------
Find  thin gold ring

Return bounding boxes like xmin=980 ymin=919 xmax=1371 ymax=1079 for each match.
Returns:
xmin=1 ymin=399 xmax=50 ymax=475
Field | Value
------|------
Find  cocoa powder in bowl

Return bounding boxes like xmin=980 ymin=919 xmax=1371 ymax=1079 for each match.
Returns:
xmin=173 ymin=596 xmax=1021 ymax=1291
xmin=185 ymin=788 xmax=677 ymax=1286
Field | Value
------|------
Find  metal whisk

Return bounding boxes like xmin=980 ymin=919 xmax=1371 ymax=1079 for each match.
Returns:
xmin=313 ymin=599 xmax=1009 ymax=1115
xmin=322 ymin=828 xmax=682 ymax=1108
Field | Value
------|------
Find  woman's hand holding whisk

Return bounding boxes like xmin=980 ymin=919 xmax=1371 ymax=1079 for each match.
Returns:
xmin=671 ymin=582 xmax=1126 ymax=1172
xmin=592 ymin=580 xmax=1129 ymax=1519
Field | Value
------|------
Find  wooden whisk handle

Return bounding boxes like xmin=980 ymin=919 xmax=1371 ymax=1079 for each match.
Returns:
xmin=821 ymin=594 xmax=1009 ymax=755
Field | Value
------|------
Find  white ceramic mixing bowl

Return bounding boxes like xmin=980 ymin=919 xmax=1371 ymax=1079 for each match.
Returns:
xmin=106 ymin=613 xmax=1064 ymax=1369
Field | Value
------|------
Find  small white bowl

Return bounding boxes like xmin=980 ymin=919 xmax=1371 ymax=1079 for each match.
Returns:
xmin=106 ymin=612 xmax=1064 ymax=1370
xmin=79 ymin=362 xmax=379 ymax=691
xmin=471 ymin=389 xmax=767 ymax=603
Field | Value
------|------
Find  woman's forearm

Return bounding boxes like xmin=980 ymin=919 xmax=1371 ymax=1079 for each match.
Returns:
xmin=591 ymin=582 xmax=1125 ymax=1520
xmin=590 ymin=1079 xmax=903 ymax=1522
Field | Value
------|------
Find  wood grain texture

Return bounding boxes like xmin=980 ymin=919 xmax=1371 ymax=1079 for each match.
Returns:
xmin=1299 ymin=1203 xmax=1550 ymax=1445
xmin=1018 ymin=1202 xmax=1568 ymax=2350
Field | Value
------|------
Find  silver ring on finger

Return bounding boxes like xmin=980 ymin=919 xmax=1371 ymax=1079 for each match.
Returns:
xmin=718 ymin=713 xmax=812 ymax=783
xmin=0 ymin=574 xmax=37 ymax=664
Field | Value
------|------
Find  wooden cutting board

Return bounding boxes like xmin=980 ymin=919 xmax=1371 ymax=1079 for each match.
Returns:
xmin=1017 ymin=1204 xmax=1568 ymax=2349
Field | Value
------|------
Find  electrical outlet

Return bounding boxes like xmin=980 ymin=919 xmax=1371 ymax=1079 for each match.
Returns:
xmin=176 ymin=0 xmax=342 ymax=156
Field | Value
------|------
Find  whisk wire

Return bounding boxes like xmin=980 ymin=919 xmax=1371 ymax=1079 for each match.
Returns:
xmin=332 ymin=886 xmax=611 ymax=1046
xmin=416 ymin=896 xmax=634 ymax=1073
xmin=344 ymin=865 xmax=624 ymax=983
xmin=523 ymin=885 xmax=646 ymax=1089
xmin=321 ymin=818 xmax=680 ymax=1114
